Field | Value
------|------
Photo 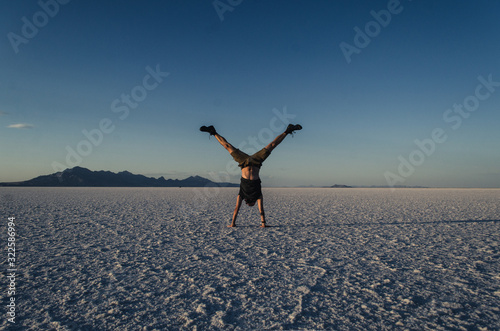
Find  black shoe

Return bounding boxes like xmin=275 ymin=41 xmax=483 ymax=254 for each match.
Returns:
xmin=200 ymin=125 xmax=217 ymax=135
xmin=285 ymin=124 xmax=302 ymax=134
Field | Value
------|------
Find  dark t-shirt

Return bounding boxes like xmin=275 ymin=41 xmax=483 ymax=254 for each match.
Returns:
xmin=238 ymin=178 xmax=262 ymax=204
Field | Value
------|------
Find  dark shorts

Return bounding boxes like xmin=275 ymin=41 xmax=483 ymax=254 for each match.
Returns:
xmin=230 ymin=148 xmax=271 ymax=169
xmin=239 ymin=177 xmax=262 ymax=204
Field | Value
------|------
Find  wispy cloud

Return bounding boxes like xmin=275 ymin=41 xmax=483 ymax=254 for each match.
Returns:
xmin=0 ymin=111 xmax=9 ymax=116
xmin=7 ymin=123 xmax=34 ymax=129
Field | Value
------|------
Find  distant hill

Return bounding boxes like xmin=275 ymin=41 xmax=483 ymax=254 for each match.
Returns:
xmin=0 ymin=167 xmax=239 ymax=187
xmin=330 ymin=184 xmax=352 ymax=188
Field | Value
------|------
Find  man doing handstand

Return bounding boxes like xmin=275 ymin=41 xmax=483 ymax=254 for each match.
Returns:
xmin=200 ymin=124 xmax=302 ymax=227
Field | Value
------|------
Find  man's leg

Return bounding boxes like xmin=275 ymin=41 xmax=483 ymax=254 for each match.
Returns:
xmin=201 ymin=126 xmax=250 ymax=167
xmin=228 ymin=194 xmax=243 ymax=227
xmin=200 ymin=125 xmax=238 ymax=154
xmin=214 ymin=133 xmax=237 ymax=154
xmin=265 ymin=124 xmax=302 ymax=152
xmin=265 ymin=132 xmax=287 ymax=153
xmin=257 ymin=198 xmax=266 ymax=227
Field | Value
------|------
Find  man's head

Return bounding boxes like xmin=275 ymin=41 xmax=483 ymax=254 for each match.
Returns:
xmin=245 ymin=199 xmax=256 ymax=207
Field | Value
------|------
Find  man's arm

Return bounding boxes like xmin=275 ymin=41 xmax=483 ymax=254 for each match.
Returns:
xmin=257 ymin=198 xmax=266 ymax=227
xmin=228 ymin=194 xmax=243 ymax=227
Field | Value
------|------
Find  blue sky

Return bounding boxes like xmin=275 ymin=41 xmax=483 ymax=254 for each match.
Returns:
xmin=1 ymin=0 xmax=499 ymax=187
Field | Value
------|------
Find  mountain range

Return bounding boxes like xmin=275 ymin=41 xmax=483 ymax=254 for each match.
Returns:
xmin=0 ymin=167 xmax=239 ymax=187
